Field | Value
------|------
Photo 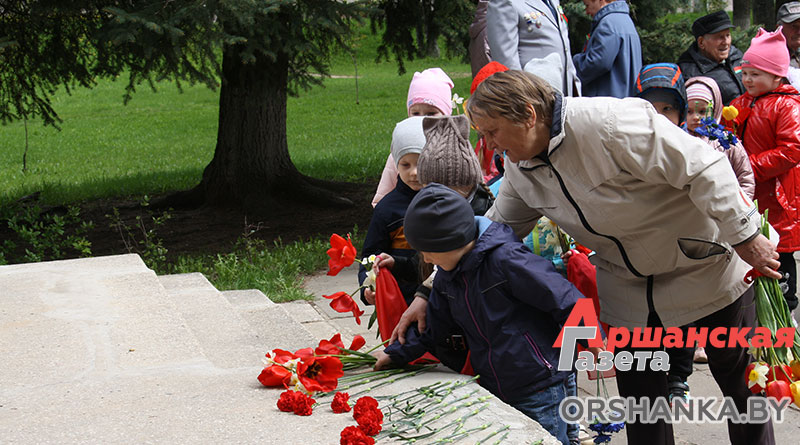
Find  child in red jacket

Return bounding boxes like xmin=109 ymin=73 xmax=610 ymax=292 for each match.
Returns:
xmin=724 ymin=27 xmax=800 ymax=312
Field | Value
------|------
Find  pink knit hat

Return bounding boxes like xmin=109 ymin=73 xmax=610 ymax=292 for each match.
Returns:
xmin=407 ymin=68 xmax=455 ymax=116
xmin=686 ymin=76 xmax=723 ymax=122
xmin=741 ymin=27 xmax=790 ymax=78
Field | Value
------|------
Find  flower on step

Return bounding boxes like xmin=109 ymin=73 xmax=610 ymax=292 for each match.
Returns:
xmin=332 ymin=391 xmax=352 ymax=413
xmin=276 ymin=389 xmax=316 ymax=416
xmin=327 ymin=233 xmax=357 ymax=276
xmin=323 ymin=291 xmax=365 ymax=325
xmin=340 ymin=425 xmax=375 ymax=445
xmin=294 ymin=347 xmax=344 ymax=393
xmin=315 ymin=333 xmax=367 ymax=356
xmin=258 ymin=349 xmax=300 ymax=387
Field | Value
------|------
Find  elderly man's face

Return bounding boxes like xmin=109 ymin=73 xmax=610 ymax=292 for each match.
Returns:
xmin=782 ymin=19 xmax=800 ymax=53
xmin=698 ymin=29 xmax=732 ymax=63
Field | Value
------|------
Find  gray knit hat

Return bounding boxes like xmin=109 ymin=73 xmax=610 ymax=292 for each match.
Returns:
xmin=390 ymin=116 xmax=427 ymax=166
xmin=417 ymin=115 xmax=482 ymax=188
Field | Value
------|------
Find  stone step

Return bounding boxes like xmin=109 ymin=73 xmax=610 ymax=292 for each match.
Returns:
xmin=221 ymin=289 xmax=318 ymax=352
xmin=0 ymin=254 xmax=205 ymax=393
xmin=157 ymin=273 xmax=266 ymax=369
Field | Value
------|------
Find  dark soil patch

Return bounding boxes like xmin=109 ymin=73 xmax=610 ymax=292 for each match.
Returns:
xmin=1 ymin=180 xmax=376 ymax=265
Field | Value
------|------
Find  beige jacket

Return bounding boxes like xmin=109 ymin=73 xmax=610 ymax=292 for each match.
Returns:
xmin=486 ymin=96 xmax=761 ymax=328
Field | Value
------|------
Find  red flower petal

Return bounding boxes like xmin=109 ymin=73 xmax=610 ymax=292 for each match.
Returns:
xmin=257 ymin=364 xmax=291 ymax=387
xmin=349 ymin=335 xmax=366 ymax=351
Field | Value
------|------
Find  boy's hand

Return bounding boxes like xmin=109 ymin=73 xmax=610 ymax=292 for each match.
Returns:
xmin=373 ymin=350 xmax=394 ymax=370
xmin=363 ymin=288 xmax=376 ymax=305
xmin=390 ymin=296 xmax=428 ymax=345
xmin=372 ymin=253 xmax=395 ymax=274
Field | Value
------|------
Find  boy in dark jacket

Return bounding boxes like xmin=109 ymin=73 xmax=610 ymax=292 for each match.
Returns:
xmin=374 ymin=183 xmax=585 ymax=445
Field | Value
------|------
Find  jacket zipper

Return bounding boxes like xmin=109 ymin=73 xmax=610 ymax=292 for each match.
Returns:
xmin=523 ymin=332 xmax=554 ymax=374
xmin=542 ymin=156 xmax=645 ymax=278
xmin=461 ymin=275 xmax=506 ymax=400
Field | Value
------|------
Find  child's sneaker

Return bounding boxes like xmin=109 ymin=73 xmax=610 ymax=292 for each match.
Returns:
xmin=668 ymin=379 xmax=690 ymax=404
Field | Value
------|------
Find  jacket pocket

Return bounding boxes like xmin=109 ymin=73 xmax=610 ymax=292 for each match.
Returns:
xmin=523 ymin=332 xmax=555 ymax=377
xmin=677 ymin=238 xmax=730 ymax=260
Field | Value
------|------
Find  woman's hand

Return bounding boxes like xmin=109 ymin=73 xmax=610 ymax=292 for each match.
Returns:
xmin=734 ymin=234 xmax=781 ymax=279
xmin=389 ymin=296 xmax=429 ymax=345
xmin=372 ymin=253 xmax=395 ymax=274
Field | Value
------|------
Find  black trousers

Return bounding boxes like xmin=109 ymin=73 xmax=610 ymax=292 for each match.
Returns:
xmin=615 ymin=287 xmax=775 ymax=445
xmin=778 ymin=252 xmax=798 ymax=311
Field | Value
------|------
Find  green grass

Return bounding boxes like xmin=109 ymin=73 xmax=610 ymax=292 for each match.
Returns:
xmin=0 ymin=26 xmax=467 ymax=301
xmin=0 ymin=28 xmax=471 ymax=205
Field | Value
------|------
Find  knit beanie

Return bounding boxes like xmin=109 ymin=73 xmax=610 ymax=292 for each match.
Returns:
xmin=407 ymin=68 xmax=455 ymax=116
xmin=685 ymin=76 xmax=723 ymax=122
xmin=390 ymin=116 xmax=426 ymax=167
xmin=635 ymin=63 xmax=688 ymax=124
xmin=417 ymin=115 xmax=482 ymax=188
xmin=523 ymin=52 xmax=564 ymax=94
xmin=470 ymin=61 xmax=509 ymax=94
xmin=405 ymin=183 xmax=477 ymax=253
xmin=741 ymin=27 xmax=790 ymax=78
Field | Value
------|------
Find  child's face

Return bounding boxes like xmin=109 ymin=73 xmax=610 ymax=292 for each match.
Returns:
xmin=397 ymin=153 xmax=423 ymax=191
xmin=408 ymin=103 xmax=444 ymax=117
xmin=686 ymin=99 xmax=711 ymax=133
xmin=650 ymin=101 xmax=681 ymax=126
xmin=741 ymin=67 xmax=783 ymax=97
xmin=420 ymin=248 xmax=467 ymax=272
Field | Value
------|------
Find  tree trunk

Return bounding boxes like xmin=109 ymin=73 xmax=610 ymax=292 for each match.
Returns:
xmin=753 ymin=0 xmax=776 ymax=29
xmin=175 ymin=47 xmax=351 ymax=211
xmin=733 ymin=0 xmax=752 ymax=29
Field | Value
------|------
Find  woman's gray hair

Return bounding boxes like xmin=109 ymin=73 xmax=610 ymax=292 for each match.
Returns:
xmin=466 ymin=70 xmax=555 ymax=127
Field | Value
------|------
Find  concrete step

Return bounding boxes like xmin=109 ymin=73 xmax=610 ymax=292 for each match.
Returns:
xmin=157 ymin=273 xmax=265 ymax=369
xmin=0 ymin=254 xmax=205 ymax=393
xmin=221 ymin=289 xmax=317 ymax=352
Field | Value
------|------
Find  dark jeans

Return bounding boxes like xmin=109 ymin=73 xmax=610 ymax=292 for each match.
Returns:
xmin=778 ymin=252 xmax=798 ymax=311
xmin=509 ymin=373 xmax=578 ymax=445
xmin=615 ymin=287 xmax=775 ymax=445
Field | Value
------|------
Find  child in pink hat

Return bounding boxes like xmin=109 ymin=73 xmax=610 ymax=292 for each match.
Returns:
xmin=372 ymin=68 xmax=454 ymax=207
xmin=725 ymin=27 xmax=800 ymax=314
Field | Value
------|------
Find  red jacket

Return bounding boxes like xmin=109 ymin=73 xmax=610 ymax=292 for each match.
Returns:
xmin=726 ymin=84 xmax=800 ymax=251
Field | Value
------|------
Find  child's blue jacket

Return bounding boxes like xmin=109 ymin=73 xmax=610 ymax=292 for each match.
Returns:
xmin=386 ymin=217 xmax=584 ymax=402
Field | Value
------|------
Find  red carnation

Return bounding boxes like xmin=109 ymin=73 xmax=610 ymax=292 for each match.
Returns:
xmin=293 ymin=394 xmax=315 ymax=416
xmin=276 ymin=390 xmax=299 ymax=412
xmin=356 ymin=410 xmax=383 ymax=436
xmin=340 ymin=425 xmax=375 ymax=445
xmin=332 ymin=392 xmax=352 ymax=413
xmin=353 ymin=396 xmax=379 ymax=421
xmin=276 ymin=390 xmax=316 ymax=416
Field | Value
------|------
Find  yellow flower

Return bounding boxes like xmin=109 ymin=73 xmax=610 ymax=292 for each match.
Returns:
xmin=722 ymin=105 xmax=739 ymax=121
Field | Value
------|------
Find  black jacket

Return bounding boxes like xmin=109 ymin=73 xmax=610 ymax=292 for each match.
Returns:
xmin=677 ymin=43 xmax=745 ymax=106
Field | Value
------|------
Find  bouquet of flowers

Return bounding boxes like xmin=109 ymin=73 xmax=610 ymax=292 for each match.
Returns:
xmin=693 ymin=102 xmax=739 ymax=150
xmin=745 ymin=209 xmax=800 ymax=406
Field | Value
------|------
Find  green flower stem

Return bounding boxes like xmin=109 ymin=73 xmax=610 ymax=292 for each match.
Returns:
xmin=475 ymin=425 xmax=510 ymax=445
xmin=433 ymin=422 xmax=491 ymax=444
xmin=348 ymin=365 xmax=437 ymax=398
